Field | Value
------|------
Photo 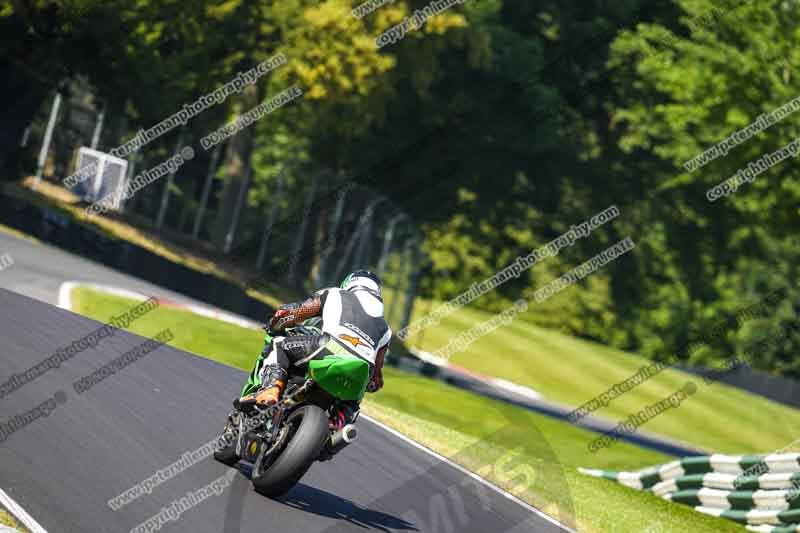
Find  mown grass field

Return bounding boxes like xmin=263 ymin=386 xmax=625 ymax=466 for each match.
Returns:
xmin=71 ymin=286 xmax=748 ymax=532
xmin=403 ymin=298 xmax=800 ymax=455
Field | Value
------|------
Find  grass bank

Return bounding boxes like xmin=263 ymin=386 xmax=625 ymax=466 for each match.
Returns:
xmin=404 ymin=299 xmax=800 ymax=454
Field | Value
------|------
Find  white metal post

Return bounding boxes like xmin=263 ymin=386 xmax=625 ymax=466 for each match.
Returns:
xmin=223 ymin=157 xmax=252 ymax=253
xmin=333 ymin=197 xmax=383 ymax=282
xmin=118 ymin=155 xmax=136 ymax=214
xmin=256 ymin=167 xmax=286 ymax=269
xmin=316 ymin=182 xmax=352 ymax=286
xmin=34 ymin=92 xmax=62 ymax=189
xmin=90 ymin=106 xmax=105 ymax=150
xmin=378 ymin=214 xmax=403 ymax=277
xmin=156 ymin=129 xmax=185 ymax=229
xmin=353 ymin=198 xmax=382 ymax=268
xmin=192 ymin=143 xmax=222 ymax=239
xmin=288 ymin=172 xmax=320 ymax=285
xmin=20 ymin=126 xmax=31 ymax=148
xmin=92 ymin=154 xmax=107 ymax=199
xmin=399 ymin=240 xmax=423 ymax=332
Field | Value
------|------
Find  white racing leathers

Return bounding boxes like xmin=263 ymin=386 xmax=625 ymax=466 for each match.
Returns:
xmin=320 ymin=288 xmax=391 ymax=365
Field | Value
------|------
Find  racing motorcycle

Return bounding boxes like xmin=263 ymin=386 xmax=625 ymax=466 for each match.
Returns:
xmin=213 ymin=324 xmax=369 ymax=497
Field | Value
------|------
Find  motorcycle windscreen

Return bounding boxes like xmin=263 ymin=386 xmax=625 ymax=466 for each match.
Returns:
xmin=307 ymin=355 xmax=370 ymax=401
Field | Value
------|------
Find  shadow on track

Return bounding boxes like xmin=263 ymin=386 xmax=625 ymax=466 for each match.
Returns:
xmin=278 ymin=484 xmax=418 ymax=532
xmin=228 ymin=462 xmax=417 ymax=532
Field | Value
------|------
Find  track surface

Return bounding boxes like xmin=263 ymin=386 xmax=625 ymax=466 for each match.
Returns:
xmin=0 ymin=286 xmax=569 ymax=533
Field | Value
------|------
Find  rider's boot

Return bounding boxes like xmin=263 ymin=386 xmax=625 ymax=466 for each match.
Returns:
xmin=237 ymin=365 xmax=288 ymax=408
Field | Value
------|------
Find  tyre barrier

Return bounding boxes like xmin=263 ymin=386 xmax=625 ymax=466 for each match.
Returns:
xmin=579 ymin=453 xmax=800 ymax=531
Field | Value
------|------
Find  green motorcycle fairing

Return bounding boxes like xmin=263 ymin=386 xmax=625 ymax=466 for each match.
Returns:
xmin=240 ymin=328 xmax=371 ymax=401
xmin=307 ymin=355 xmax=371 ymax=401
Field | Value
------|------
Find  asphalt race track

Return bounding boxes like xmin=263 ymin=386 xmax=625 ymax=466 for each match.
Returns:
xmin=0 ymin=287 xmax=572 ymax=533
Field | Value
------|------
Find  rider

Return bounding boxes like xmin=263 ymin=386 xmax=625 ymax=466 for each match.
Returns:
xmin=236 ymin=269 xmax=391 ymax=423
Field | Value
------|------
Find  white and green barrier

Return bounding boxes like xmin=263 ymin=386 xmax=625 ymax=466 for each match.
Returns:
xmin=747 ymin=525 xmax=800 ymax=532
xmin=580 ymin=453 xmax=800 ymax=531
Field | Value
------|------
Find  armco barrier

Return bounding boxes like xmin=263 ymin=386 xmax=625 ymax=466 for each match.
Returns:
xmin=580 ymin=453 xmax=800 ymax=531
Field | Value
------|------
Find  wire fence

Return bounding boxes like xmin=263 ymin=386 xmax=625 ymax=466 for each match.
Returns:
xmin=17 ymin=85 xmax=427 ymax=332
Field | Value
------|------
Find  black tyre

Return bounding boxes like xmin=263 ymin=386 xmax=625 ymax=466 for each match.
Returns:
xmin=251 ymin=405 xmax=329 ymax=497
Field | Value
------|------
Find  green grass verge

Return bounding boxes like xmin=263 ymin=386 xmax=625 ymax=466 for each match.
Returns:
xmin=71 ymin=287 xmax=265 ymax=372
xmin=70 ymin=286 xmax=745 ymax=532
xmin=405 ymin=300 xmax=800 ymax=454
xmin=0 ymin=506 xmax=29 ymax=532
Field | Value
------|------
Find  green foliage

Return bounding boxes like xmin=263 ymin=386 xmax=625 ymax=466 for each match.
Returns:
xmin=602 ymin=0 xmax=800 ymax=375
xmin=8 ymin=0 xmax=800 ymax=377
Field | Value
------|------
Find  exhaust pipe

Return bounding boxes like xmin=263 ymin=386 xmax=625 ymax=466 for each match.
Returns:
xmin=327 ymin=424 xmax=358 ymax=456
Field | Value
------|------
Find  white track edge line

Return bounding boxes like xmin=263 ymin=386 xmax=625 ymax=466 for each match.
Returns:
xmin=57 ymin=281 xmax=76 ymax=310
xmin=57 ymin=281 xmax=261 ymax=329
xmin=0 ymin=488 xmax=48 ymax=533
xmin=361 ymin=414 xmax=579 ymax=533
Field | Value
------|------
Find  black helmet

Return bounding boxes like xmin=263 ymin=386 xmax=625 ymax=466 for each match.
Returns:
xmin=341 ymin=270 xmax=382 ymax=295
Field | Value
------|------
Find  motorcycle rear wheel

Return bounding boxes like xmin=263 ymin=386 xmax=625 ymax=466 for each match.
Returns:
xmin=252 ymin=405 xmax=329 ymax=497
